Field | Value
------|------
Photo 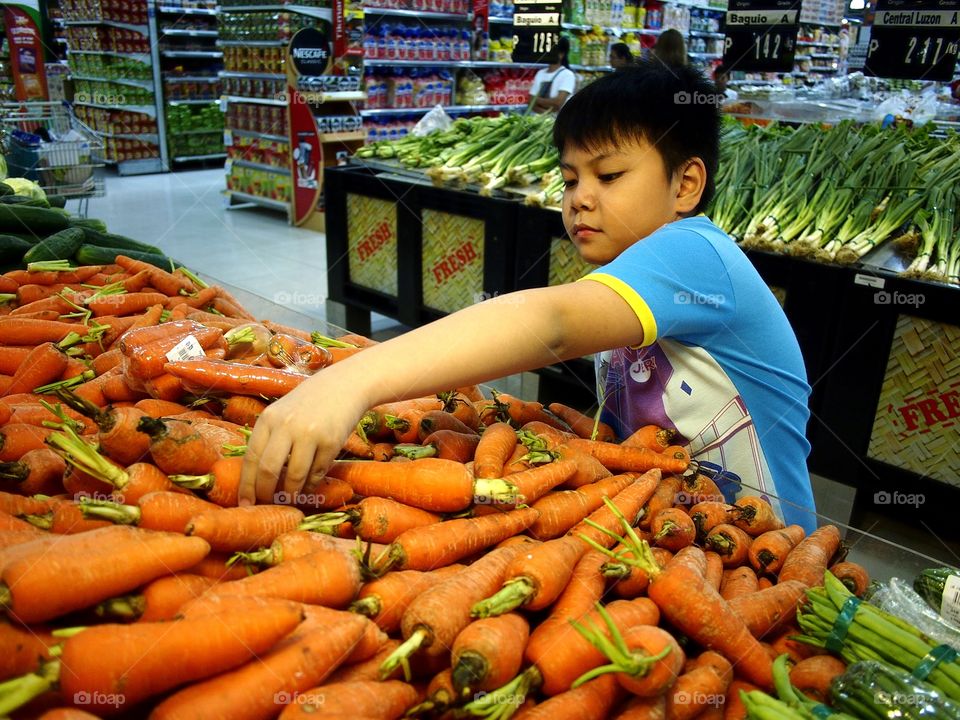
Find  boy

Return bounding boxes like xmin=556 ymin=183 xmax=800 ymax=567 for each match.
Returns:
xmin=240 ymin=62 xmax=817 ymax=531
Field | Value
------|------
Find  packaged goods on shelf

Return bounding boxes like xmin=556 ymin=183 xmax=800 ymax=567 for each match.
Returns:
xmin=222 ymin=45 xmax=285 ymax=74
xmin=70 ymin=53 xmax=151 ymax=80
xmin=168 ymin=133 xmax=223 ymax=157
xmin=365 ymin=0 xmax=469 ymax=11
xmin=315 ymin=115 xmax=363 ymax=134
xmin=363 ymin=69 xmax=455 ymax=110
xmin=225 ymin=102 xmax=286 ymax=135
xmin=227 ymin=134 xmax=289 ymax=168
xmin=364 ymin=114 xmax=423 ymax=141
xmin=164 ymin=77 xmax=222 ymax=100
xmin=74 ymin=104 xmax=158 ymax=136
xmin=225 ymin=162 xmax=293 ymax=201
xmin=66 ymin=25 xmax=150 ymax=53
xmin=101 ymin=136 xmax=160 ymax=161
xmin=221 ymin=75 xmax=284 ymax=100
xmin=489 ymin=0 xmax=515 ymax=16
xmin=166 ymin=102 xmax=223 ymax=135
xmin=218 ymin=0 xmax=328 ymax=5
xmin=488 ymin=37 xmax=516 ymax=63
xmin=73 ymin=78 xmax=154 ymax=106
xmin=219 ymin=11 xmax=321 ymax=42
xmin=363 ymin=24 xmax=473 ymax=61
xmin=62 ymin=0 xmax=148 ymax=24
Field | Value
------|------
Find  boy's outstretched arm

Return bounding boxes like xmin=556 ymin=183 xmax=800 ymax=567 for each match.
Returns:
xmin=238 ymin=280 xmax=643 ymax=505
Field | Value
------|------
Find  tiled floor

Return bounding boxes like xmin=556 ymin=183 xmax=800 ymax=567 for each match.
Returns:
xmin=82 ymin=168 xmax=960 ymax=579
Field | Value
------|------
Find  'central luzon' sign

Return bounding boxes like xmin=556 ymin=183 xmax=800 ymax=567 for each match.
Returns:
xmin=865 ymin=0 xmax=960 ymax=81
xmin=722 ymin=0 xmax=799 ymax=73
xmin=512 ymin=0 xmax=561 ymax=64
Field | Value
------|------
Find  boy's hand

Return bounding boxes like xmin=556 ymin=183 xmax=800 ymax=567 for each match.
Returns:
xmin=238 ymin=371 xmax=370 ymax=506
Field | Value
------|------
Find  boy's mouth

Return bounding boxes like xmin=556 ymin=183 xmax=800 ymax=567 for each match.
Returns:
xmin=572 ymin=224 xmax=600 ymax=239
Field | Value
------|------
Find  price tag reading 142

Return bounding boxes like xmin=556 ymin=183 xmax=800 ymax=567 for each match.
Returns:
xmin=866 ymin=0 xmax=960 ymax=81
xmin=722 ymin=0 xmax=799 ymax=73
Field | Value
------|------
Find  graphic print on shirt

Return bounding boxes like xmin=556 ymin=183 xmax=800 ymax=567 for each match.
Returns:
xmin=599 ymin=339 xmax=781 ymax=516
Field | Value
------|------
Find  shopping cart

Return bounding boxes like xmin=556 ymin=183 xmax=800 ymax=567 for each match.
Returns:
xmin=0 ymin=101 xmax=106 ymax=216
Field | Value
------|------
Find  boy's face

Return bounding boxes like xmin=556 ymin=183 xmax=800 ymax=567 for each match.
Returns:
xmin=560 ymin=138 xmax=682 ymax=265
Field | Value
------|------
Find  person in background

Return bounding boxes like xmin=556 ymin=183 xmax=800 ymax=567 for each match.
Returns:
xmin=609 ymin=42 xmax=634 ymax=70
xmin=713 ymin=62 xmax=738 ymax=101
xmin=652 ymin=28 xmax=687 ymax=66
xmin=529 ymin=37 xmax=576 ymax=113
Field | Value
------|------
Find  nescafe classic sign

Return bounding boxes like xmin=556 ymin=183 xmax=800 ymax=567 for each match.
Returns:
xmin=290 ymin=27 xmax=332 ymax=77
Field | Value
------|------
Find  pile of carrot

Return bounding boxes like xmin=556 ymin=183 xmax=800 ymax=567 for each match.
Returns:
xmin=0 ymin=260 xmax=867 ymax=719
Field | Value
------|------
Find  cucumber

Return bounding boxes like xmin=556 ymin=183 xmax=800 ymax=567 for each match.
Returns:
xmin=23 ymin=228 xmax=86 ymax=264
xmin=77 ymin=227 xmax=163 ymax=255
xmin=0 ymin=183 xmax=12 ymax=197
xmin=0 ymin=234 xmax=33 ymax=264
xmin=68 ymin=217 xmax=109 ymax=233
xmin=830 ymin=661 xmax=960 ymax=719
xmin=47 ymin=195 xmax=68 ymax=209
xmin=0 ymin=195 xmax=51 ymax=208
xmin=0 ymin=204 xmax=71 ymax=235
xmin=915 ymin=567 xmax=960 ymax=617
xmin=74 ymin=244 xmax=174 ymax=269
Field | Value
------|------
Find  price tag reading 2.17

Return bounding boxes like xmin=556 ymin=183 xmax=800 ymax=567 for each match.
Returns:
xmin=865 ymin=0 xmax=960 ymax=81
xmin=512 ymin=0 xmax=561 ymax=63
xmin=722 ymin=0 xmax=799 ymax=73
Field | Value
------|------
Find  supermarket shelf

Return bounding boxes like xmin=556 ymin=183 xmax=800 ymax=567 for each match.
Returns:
xmin=92 ymin=129 xmax=160 ymax=143
xmin=220 ymin=71 xmax=286 ymax=79
xmin=64 ymin=19 xmax=149 ymax=34
xmin=74 ymin=100 xmax=156 ymax=117
xmin=808 ymin=66 xmax=838 ymax=72
xmin=230 ymin=159 xmax=291 ymax=175
xmin=798 ymin=40 xmax=840 ymax=47
xmin=570 ymin=64 xmax=614 ymax=72
xmin=801 ymin=19 xmax=843 ymax=27
xmin=169 ymin=98 xmax=220 ymax=105
xmin=161 ymin=28 xmax=220 ymax=37
xmin=217 ymin=4 xmax=333 ymax=21
xmin=157 ymin=5 xmax=218 ymax=15
xmin=362 ymin=8 xmax=470 ymax=21
xmin=298 ymin=90 xmax=366 ymax=103
xmin=806 ymin=53 xmax=837 ymax=59
xmin=227 ymin=128 xmax=288 ymax=142
xmin=689 ymin=51 xmax=723 ymax=59
xmin=225 ymin=190 xmax=290 ymax=212
xmin=362 ymin=59 xmax=545 ymax=69
xmin=318 ymin=130 xmax=366 ymax=143
xmin=105 ymin=157 xmax=166 ymax=175
xmin=172 ymin=153 xmax=227 ymax=161
xmin=670 ymin=0 xmax=726 ymax=10
xmin=68 ymin=49 xmax=152 ymax=62
xmin=222 ymin=94 xmax=286 ymax=105
xmin=688 ymin=30 xmax=725 ymax=38
xmin=162 ymin=50 xmax=224 ymax=58
xmin=489 ymin=16 xmax=513 ymax=24
xmin=164 ymin=75 xmax=221 ymax=83
xmin=217 ymin=39 xmax=286 ymax=47
xmin=178 ymin=128 xmax=224 ymax=135
xmin=71 ymin=74 xmax=155 ymax=89
xmin=622 ymin=27 xmax=662 ymax=36
xmin=360 ymin=103 xmax=526 ymax=117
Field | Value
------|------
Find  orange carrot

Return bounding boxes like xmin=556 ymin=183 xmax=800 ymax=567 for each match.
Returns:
xmin=276 ymin=680 xmax=419 ymax=720
xmin=722 ymin=679 xmax=759 ymax=720
xmin=142 ymin=373 xmax=185 ymax=402
xmin=513 ymin=674 xmax=622 ymax=719
xmin=0 ymin=348 xmax=32 ymax=376
xmin=302 ymin=496 xmax=439 ymax=544
xmin=0 ymin=620 xmax=57 ymax=682
xmin=612 ymin=695 xmax=667 ymax=719
xmin=93 ymin=573 xmax=219 ymax=622
xmin=748 ymin=525 xmax=806 ymax=575
xmin=452 ymin=612 xmax=529 ymax=694
xmin=483 ymin=392 xmax=572 ymax=431
xmin=2 ymin=343 xmax=67 ymax=397
xmin=607 ymin=545 xmax=672 ymax=599
xmin=150 ymin=610 xmax=369 ymax=720
xmin=82 ymin=490 xmax=220 ymax=533
xmin=325 ymin=640 xmax=402 ymax=684
xmin=528 ymin=474 xmax=635 ymax=540
xmin=0 ymin=423 xmax=50 ymax=461
xmin=138 ymin=417 xmax=220 ymax=475
xmin=678 ymin=473 xmax=726 ymax=505
xmin=571 ymin=470 xmax=662 ymax=548
xmin=168 ymin=456 xmax=244 ymax=507
xmin=183 ymin=551 xmax=253 ymax=582
xmin=380 ymin=506 xmax=539 ymax=572
xmin=0 ymin=448 xmax=65 ymax=495
xmin=734 ymin=496 xmax=785 ymax=536
xmin=1 ymin=526 xmax=211 ymax=623
xmin=186 ymin=504 xmax=304 ymax=552
xmin=420 ymin=429 xmax=480 ymax=463
xmin=552 ymin=446 xmax=612 ymax=489
xmin=565 ymin=438 xmax=689 ymax=474
xmin=341 ymin=429 xmax=374 ymax=458
xmin=6 ymin=265 xmax=103 ymax=286
xmin=650 ymin=507 xmax=697 ymax=552
xmin=788 ymin=655 xmax=847 ymax=703
xmin=664 ymin=656 xmax=731 ymax=720
xmin=622 ymin=424 xmax=676 ymax=451
xmin=222 ymin=395 xmax=267 ymax=427
xmin=327 ymin=458 xmax=475 ymax=513
xmin=720 ymin=566 xmax=759 ymax=601
xmin=349 ymin=564 xmax=465 ymax=633
xmin=134 ymin=398 xmax=191 ymax=418
xmin=727 ymin=579 xmax=807 ymax=639
xmin=778 ymin=525 xmax=841 ymax=588
xmin=689 ymin=501 xmax=741 ymax=542
xmin=705 ymin=523 xmax=753 ymax=568
xmin=164 ymin=358 xmax=307 ymax=398
xmin=829 ymin=561 xmax=870 ymax=597
xmin=494 ymin=459 xmax=578 ymax=506
xmin=704 ymin=551 xmax=724 ymax=590
xmin=547 ymin=402 xmax=616 ymax=442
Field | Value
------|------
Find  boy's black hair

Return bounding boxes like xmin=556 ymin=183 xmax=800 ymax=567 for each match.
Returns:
xmin=553 ymin=60 xmax=721 ymax=214
xmin=609 ymin=42 xmax=633 ymax=62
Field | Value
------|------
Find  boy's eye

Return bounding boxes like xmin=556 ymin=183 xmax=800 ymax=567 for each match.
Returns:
xmin=562 ymin=177 xmax=577 ymax=189
xmin=598 ymin=172 xmax=624 ymax=183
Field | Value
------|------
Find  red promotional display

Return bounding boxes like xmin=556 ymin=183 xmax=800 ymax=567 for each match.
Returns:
xmin=289 ymin=91 xmax=323 ymax=227
xmin=3 ymin=1 xmax=48 ymax=101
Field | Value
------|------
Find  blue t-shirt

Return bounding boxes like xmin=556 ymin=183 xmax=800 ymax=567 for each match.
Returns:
xmin=583 ymin=216 xmax=816 ymax=531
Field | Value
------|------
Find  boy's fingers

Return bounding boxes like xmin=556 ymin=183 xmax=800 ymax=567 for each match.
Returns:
xmin=254 ymin=432 xmax=292 ymax=505
xmin=284 ymin=442 xmax=318 ymax=499
xmin=239 ymin=426 xmax=270 ymax=506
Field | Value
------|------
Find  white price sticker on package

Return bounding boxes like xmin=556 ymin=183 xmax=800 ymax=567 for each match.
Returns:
xmin=165 ymin=335 xmax=205 ymax=363
xmin=942 ymin=574 xmax=960 ymax=627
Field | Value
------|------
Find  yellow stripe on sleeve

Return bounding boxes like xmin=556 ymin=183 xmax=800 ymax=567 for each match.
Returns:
xmin=579 ymin=272 xmax=658 ymax=346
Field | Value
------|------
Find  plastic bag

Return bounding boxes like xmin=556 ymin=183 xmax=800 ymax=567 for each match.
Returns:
xmin=411 ymin=105 xmax=453 ymax=137
xmin=869 ymin=577 xmax=960 ymax=652
xmin=872 ymin=89 xmax=939 ymax=126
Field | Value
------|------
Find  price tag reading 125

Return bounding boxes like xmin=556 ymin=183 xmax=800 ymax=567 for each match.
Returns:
xmin=722 ymin=0 xmax=799 ymax=73
xmin=865 ymin=0 xmax=960 ymax=81
xmin=512 ymin=0 xmax=561 ymax=63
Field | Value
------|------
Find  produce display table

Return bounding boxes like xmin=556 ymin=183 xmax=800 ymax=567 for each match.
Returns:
xmin=323 ymin=161 xmax=960 ymax=527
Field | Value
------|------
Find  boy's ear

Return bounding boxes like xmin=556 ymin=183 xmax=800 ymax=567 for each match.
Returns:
xmin=675 ymin=157 xmax=707 ymax=215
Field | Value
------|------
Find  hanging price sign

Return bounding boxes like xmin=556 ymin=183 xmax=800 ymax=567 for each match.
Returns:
xmin=722 ymin=0 xmax=799 ymax=73
xmin=511 ymin=0 xmax=561 ymax=63
xmin=865 ymin=0 xmax=960 ymax=81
